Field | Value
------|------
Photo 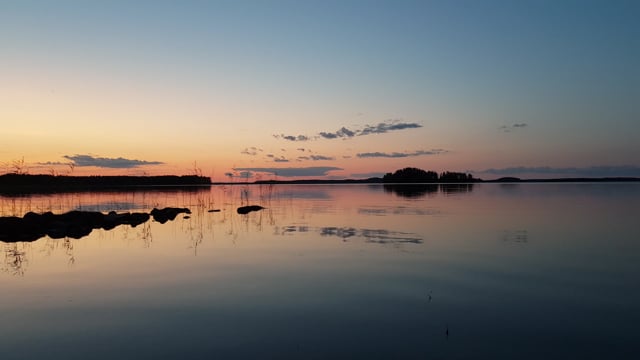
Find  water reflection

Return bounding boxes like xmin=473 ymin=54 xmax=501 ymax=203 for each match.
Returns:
xmin=502 ymin=229 xmax=529 ymax=243
xmin=383 ymin=184 xmax=438 ymax=197
xmin=0 ymin=183 xmax=638 ymax=359
xmin=0 ymin=208 xmax=188 ymax=243
xmin=440 ymin=183 xmax=475 ymax=195
xmin=2 ymin=243 xmax=28 ymax=276
xmin=358 ymin=206 xmax=440 ymax=216
xmin=277 ymin=225 xmax=423 ymax=245
xmin=383 ymin=183 xmax=474 ymax=197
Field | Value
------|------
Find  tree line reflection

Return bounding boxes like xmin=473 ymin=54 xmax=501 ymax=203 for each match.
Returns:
xmin=383 ymin=183 xmax=474 ymax=198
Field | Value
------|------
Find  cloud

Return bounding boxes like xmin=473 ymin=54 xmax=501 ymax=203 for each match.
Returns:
xmin=310 ymin=155 xmax=335 ymax=161
xmin=62 ymin=154 xmax=163 ymax=168
xmin=357 ymin=149 xmax=447 ymax=158
xmin=233 ymin=166 xmax=343 ymax=177
xmin=241 ymin=147 xmax=261 ymax=156
xmin=37 ymin=161 xmax=72 ymax=166
xmin=296 ymin=154 xmax=335 ymax=161
xmin=359 ymin=121 xmax=422 ymax=136
xmin=274 ymin=134 xmax=310 ymax=142
xmin=274 ymin=120 xmax=422 ymax=142
xmin=273 ymin=156 xmax=289 ymax=163
xmin=477 ymin=165 xmax=640 ymax=177
xmin=225 ymin=171 xmax=254 ymax=179
xmin=319 ymin=127 xmax=357 ymax=139
xmin=500 ymin=123 xmax=528 ymax=132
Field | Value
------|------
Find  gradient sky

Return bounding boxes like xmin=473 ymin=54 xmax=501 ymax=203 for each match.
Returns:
xmin=1 ymin=0 xmax=638 ymax=181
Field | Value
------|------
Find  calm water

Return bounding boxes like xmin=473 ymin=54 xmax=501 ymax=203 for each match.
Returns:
xmin=1 ymin=183 xmax=638 ymax=359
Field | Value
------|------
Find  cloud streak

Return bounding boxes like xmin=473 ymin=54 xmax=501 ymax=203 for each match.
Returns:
xmin=62 ymin=155 xmax=163 ymax=168
xmin=241 ymin=147 xmax=262 ymax=156
xmin=274 ymin=120 xmax=422 ymax=141
xmin=359 ymin=121 xmax=422 ymax=136
xmin=500 ymin=123 xmax=528 ymax=132
xmin=478 ymin=165 xmax=640 ymax=177
xmin=233 ymin=166 xmax=342 ymax=177
xmin=357 ymin=149 xmax=447 ymax=158
xmin=274 ymin=134 xmax=310 ymax=142
xmin=319 ymin=127 xmax=356 ymax=139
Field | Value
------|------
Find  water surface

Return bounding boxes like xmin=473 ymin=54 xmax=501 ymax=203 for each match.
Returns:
xmin=1 ymin=183 xmax=638 ymax=359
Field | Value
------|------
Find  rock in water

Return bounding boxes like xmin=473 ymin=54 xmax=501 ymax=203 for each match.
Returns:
xmin=237 ymin=205 xmax=264 ymax=214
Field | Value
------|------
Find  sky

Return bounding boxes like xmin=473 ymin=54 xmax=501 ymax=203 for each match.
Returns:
xmin=1 ymin=0 xmax=638 ymax=181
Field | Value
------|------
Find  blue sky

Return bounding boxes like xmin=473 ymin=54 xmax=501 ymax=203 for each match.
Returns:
xmin=1 ymin=0 xmax=638 ymax=179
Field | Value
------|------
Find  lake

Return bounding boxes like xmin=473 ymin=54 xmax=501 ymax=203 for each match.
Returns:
xmin=1 ymin=183 xmax=638 ymax=359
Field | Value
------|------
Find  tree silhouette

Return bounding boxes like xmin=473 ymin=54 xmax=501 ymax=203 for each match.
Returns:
xmin=383 ymin=167 xmax=475 ymax=183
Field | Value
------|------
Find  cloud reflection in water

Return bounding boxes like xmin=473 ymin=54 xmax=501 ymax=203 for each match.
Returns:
xmin=278 ymin=225 xmax=423 ymax=245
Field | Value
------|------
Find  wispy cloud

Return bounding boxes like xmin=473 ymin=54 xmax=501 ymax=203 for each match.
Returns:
xmin=357 ymin=149 xmax=447 ymax=158
xmin=478 ymin=165 xmax=640 ymax=177
xmin=274 ymin=134 xmax=310 ymax=142
xmin=225 ymin=171 xmax=254 ymax=179
xmin=274 ymin=120 xmax=422 ymax=142
xmin=233 ymin=166 xmax=343 ymax=177
xmin=296 ymin=155 xmax=335 ymax=161
xmin=319 ymin=127 xmax=357 ymax=139
xmin=240 ymin=147 xmax=262 ymax=156
xmin=359 ymin=121 xmax=422 ymax=136
xmin=309 ymin=155 xmax=335 ymax=161
xmin=500 ymin=123 xmax=528 ymax=132
xmin=62 ymin=155 xmax=163 ymax=168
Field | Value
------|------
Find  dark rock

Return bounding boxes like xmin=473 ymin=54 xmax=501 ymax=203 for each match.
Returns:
xmin=237 ymin=205 xmax=265 ymax=214
xmin=0 ymin=207 xmax=189 ymax=243
xmin=150 ymin=207 xmax=191 ymax=223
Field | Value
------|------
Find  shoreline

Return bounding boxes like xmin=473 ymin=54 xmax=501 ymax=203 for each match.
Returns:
xmin=1 ymin=173 xmax=639 ymax=195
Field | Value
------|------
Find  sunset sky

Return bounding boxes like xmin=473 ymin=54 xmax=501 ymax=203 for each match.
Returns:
xmin=1 ymin=0 xmax=638 ymax=181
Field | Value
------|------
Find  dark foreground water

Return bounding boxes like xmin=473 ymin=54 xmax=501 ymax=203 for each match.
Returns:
xmin=1 ymin=183 xmax=638 ymax=359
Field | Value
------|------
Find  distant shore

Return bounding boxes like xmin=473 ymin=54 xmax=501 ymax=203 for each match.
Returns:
xmin=1 ymin=173 xmax=638 ymax=195
xmin=214 ymin=177 xmax=640 ymax=185
xmin=0 ymin=174 xmax=211 ymax=195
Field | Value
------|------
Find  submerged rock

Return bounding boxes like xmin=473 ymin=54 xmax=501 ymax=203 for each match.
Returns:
xmin=237 ymin=205 xmax=265 ymax=214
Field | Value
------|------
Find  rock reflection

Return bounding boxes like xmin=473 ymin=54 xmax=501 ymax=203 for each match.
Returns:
xmin=0 ymin=207 xmax=190 ymax=243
